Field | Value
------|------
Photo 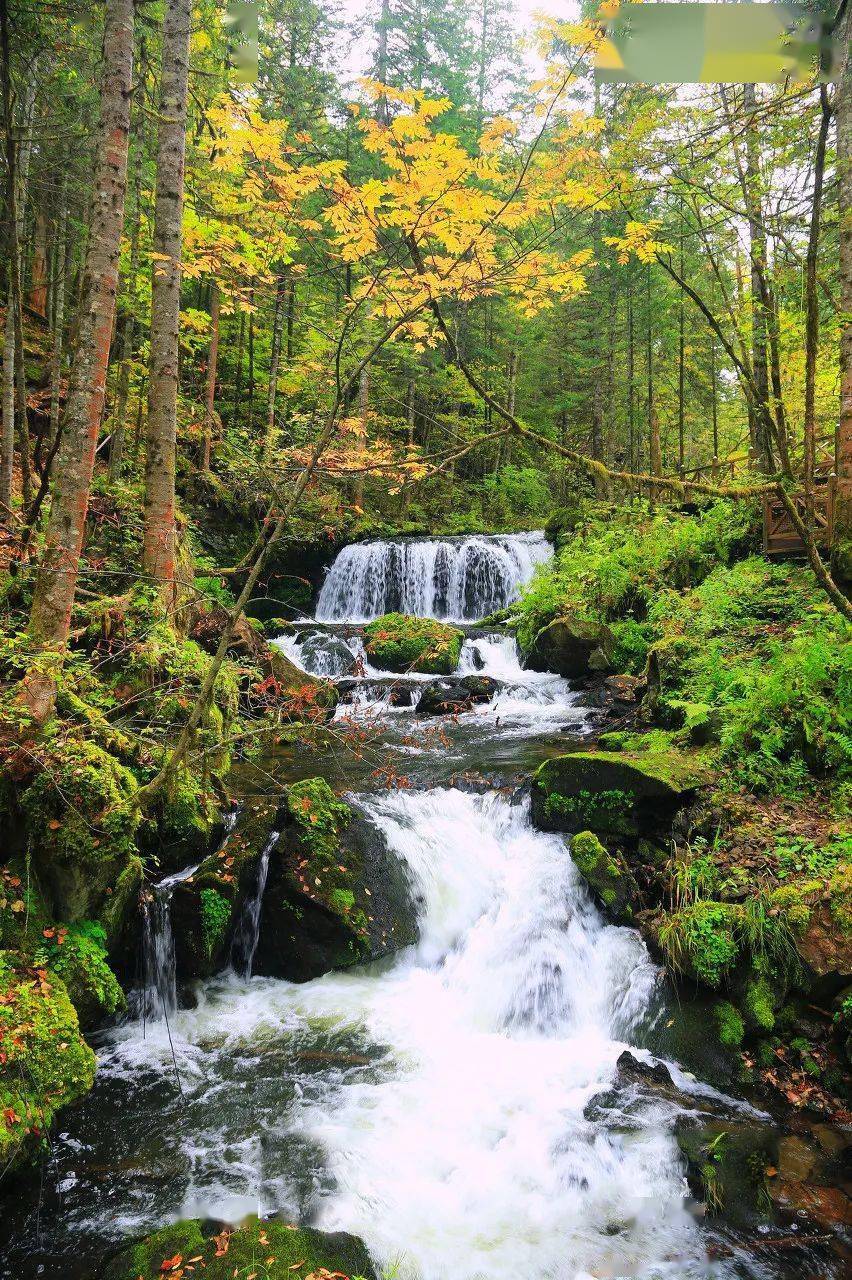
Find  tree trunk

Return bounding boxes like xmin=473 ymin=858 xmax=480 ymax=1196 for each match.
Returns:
xmin=110 ymin=119 xmax=144 ymax=482
xmin=23 ymin=0 xmax=134 ymax=724
xmin=1 ymin=298 xmax=13 ymax=518
xmin=29 ymin=209 xmax=48 ymax=316
xmin=351 ymin=364 xmax=368 ymax=509
xmin=201 ymin=282 xmax=219 ymax=472
xmin=803 ymin=85 xmax=831 ymax=516
xmin=743 ymin=84 xmax=773 ymax=473
xmin=837 ymin=0 xmax=852 ymax=540
xmin=677 ymin=225 xmax=685 ymax=475
xmin=143 ymin=0 xmax=191 ymax=600
xmin=262 ymin=272 xmax=286 ymax=466
xmin=647 ymin=265 xmax=661 ymax=480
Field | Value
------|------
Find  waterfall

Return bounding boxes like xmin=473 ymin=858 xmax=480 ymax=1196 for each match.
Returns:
xmin=138 ymin=886 xmax=178 ymax=1020
xmin=285 ymin=789 xmax=700 ymax=1280
xmin=316 ymin=531 xmax=551 ymax=622
xmin=230 ymin=832 xmax=278 ymax=979
xmin=137 ymin=812 xmax=239 ymax=1021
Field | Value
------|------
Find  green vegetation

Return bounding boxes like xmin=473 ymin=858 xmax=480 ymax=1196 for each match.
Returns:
xmin=199 ymin=888 xmax=232 ymax=961
xmin=363 ymin=614 xmax=463 ymax=675
xmin=0 ymin=952 xmax=96 ymax=1171
xmin=104 ymin=1215 xmax=376 ymax=1280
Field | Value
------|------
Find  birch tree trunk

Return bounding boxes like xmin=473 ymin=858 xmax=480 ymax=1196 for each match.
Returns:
xmin=142 ymin=0 xmax=191 ymax=599
xmin=23 ymin=0 xmax=134 ymax=724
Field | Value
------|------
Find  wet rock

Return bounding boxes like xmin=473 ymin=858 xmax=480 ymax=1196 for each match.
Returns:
xmin=531 ymin=749 xmax=711 ymax=838
xmin=253 ymin=779 xmax=418 ymax=982
xmin=603 ymin=674 xmax=644 ymax=706
xmin=268 ymin=646 xmax=338 ymax=711
xmin=103 ymin=1215 xmax=377 ymax=1280
xmin=417 ymin=680 xmax=474 ymax=716
xmin=796 ymin=903 xmax=852 ymax=983
xmin=297 ymin=631 xmax=356 ymax=678
xmin=525 ymin=617 xmax=615 ymax=679
xmin=170 ymin=804 xmax=279 ymax=980
xmin=569 ymin=831 xmax=639 ymax=923
xmin=460 ymin=674 xmax=498 ymax=700
xmin=190 ymin=603 xmax=269 ymax=664
xmin=766 ymin=1132 xmax=852 ymax=1230
xmin=675 ymin=1117 xmax=778 ymax=1224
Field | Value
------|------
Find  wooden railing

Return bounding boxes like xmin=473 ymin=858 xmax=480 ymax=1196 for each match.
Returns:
xmin=762 ymin=476 xmax=836 ymax=557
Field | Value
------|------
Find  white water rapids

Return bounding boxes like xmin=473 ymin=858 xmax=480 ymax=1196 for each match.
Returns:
xmin=104 ymin=789 xmax=706 ymax=1280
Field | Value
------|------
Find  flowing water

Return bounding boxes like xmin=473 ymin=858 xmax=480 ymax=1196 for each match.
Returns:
xmin=316 ymin=530 xmax=551 ymax=621
xmin=1 ymin=533 xmax=845 ymax=1279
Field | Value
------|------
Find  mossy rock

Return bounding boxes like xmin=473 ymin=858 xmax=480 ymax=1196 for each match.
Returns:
xmin=657 ymin=901 xmax=742 ymax=988
xmin=20 ymin=736 xmax=141 ymax=924
xmin=45 ymin=922 xmax=126 ymax=1029
xmin=532 ymin=749 xmax=710 ymax=839
xmin=570 ymin=830 xmax=638 ymax=923
xmin=363 ymin=613 xmax=463 ymax=675
xmin=103 ymin=1215 xmax=377 ymax=1280
xmin=713 ymin=999 xmax=745 ymax=1049
xmin=676 ymin=1118 xmax=777 ymax=1224
xmin=254 ymin=778 xmax=417 ymax=982
xmin=525 ymin=616 xmax=615 ymax=679
xmin=269 ymin=645 xmax=339 ymax=710
xmin=0 ymin=952 xmax=96 ymax=1173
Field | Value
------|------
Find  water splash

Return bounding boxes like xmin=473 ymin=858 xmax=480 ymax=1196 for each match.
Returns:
xmin=316 ymin=531 xmax=551 ymax=622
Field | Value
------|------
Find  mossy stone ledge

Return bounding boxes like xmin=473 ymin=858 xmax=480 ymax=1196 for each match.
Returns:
xmin=531 ymin=749 xmax=711 ymax=839
xmin=363 ymin=613 xmax=463 ymax=675
xmin=103 ymin=1215 xmax=377 ymax=1280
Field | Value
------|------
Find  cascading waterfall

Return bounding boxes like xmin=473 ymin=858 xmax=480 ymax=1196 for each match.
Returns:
xmin=230 ymin=832 xmax=278 ymax=979
xmin=316 ymin=531 xmax=551 ymax=621
xmin=289 ymin=788 xmax=702 ymax=1280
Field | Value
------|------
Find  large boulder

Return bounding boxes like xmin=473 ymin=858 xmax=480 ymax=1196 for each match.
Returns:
xmin=363 ymin=613 xmax=463 ymax=675
xmin=416 ymin=675 xmax=497 ymax=716
xmin=104 ymin=1216 xmax=377 ymax=1280
xmin=253 ymin=778 xmax=418 ymax=981
xmin=532 ymin=749 xmax=711 ymax=839
xmin=525 ymin=617 xmax=615 ymax=679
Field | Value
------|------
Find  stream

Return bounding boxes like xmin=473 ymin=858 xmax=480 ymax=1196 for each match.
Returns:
xmin=1 ymin=533 xmax=846 ymax=1279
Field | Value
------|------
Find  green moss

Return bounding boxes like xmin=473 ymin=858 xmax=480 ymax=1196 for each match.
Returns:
xmin=658 ymin=901 xmax=741 ymax=988
xmin=742 ymin=976 xmax=775 ymax=1033
xmin=533 ymin=748 xmax=710 ymax=838
xmin=41 ymin=921 xmax=125 ymax=1027
xmin=545 ymin=788 xmax=634 ymax=837
xmin=0 ymin=952 xmax=96 ymax=1170
xmin=103 ymin=1215 xmax=377 ymax=1280
xmin=714 ymin=1000 xmax=745 ymax=1048
xmin=21 ymin=736 xmax=139 ymax=870
xmin=284 ymin=779 xmax=368 ymax=941
xmin=199 ymin=888 xmax=232 ymax=961
xmin=767 ymin=881 xmax=822 ymax=934
xmin=363 ymin=613 xmax=463 ymax=675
